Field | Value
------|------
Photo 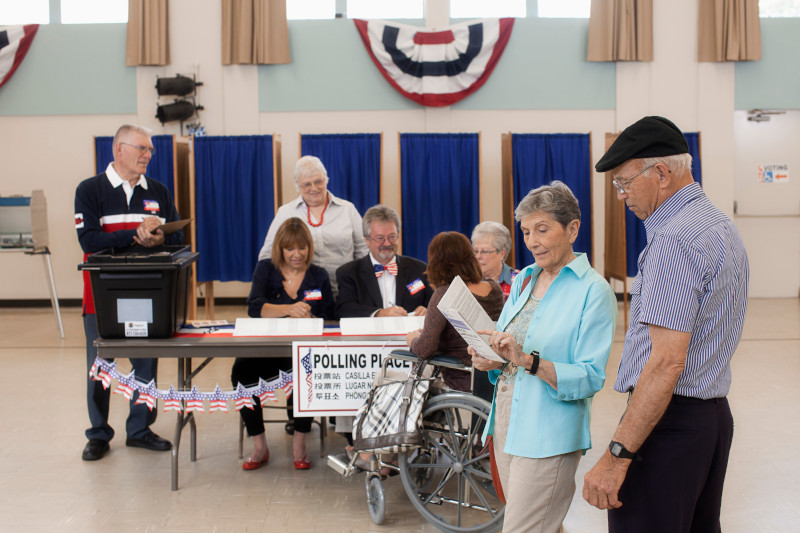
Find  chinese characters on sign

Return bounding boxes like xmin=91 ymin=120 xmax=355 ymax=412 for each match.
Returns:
xmin=292 ymin=341 xmax=411 ymax=416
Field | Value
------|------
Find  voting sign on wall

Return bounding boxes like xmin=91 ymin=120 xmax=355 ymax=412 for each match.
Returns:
xmin=292 ymin=341 xmax=412 ymax=417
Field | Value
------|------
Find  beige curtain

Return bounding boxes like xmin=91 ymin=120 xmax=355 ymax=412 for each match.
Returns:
xmin=698 ymin=0 xmax=761 ymax=62
xmin=587 ymin=0 xmax=653 ymax=62
xmin=126 ymin=0 xmax=170 ymax=66
xmin=222 ymin=0 xmax=291 ymax=65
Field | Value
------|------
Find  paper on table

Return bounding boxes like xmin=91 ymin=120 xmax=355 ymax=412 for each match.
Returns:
xmin=339 ymin=316 xmax=425 ymax=336
xmin=437 ymin=276 xmax=505 ymax=363
xmin=233 ymin=317 xmax=323 ymax=336
xmin=154 ymin=219 xmax=192 ymax=235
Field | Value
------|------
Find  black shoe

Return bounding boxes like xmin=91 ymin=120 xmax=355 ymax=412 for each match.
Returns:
xmin=82 ymin=439 xmax=110 ymax=461
xmin=126 ymin=432 xmax=172 ymax=452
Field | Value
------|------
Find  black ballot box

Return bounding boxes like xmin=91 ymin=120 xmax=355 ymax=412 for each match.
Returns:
xmin=79 ymin=245 xmax=199 ymax=338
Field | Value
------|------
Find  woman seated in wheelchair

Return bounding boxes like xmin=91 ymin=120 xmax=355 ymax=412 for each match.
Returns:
xmin=470 ymin=182 xmax=617 ymax=532
xmin=231 ymin=217 xmax=335 ymax=471
xmin=406 ymin=231 xmax=505 ymax=392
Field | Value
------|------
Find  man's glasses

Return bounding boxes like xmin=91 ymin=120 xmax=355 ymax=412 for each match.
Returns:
xmin=611 ymin=164 xmax=656 ymax=194
xmin=122 ymin=142 xmax=156 ymax=155
xmin=368 ymin=234 xmax=399 ymax=244
xmin=298 ymin=178 xmax=326 ymax=191
xmin=474 ymin=248 xmax=499 ymax=256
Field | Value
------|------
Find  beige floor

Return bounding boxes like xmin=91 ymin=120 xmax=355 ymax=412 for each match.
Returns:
xmin=0 ymin=299 xmax=797 ymax=533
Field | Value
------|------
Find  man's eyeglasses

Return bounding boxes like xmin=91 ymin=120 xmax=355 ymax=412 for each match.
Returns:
xmin=298 ymin=178 xmax=326 ymax=191
xmin=611 ymin=164 xmax=656 ymax=194
xmin=122 ymin=142 xmax=156 ymax=155
xmin=474 ymin=248 xmax=499 ymax=257
xmin=368 ymin=234 xmax=399 ymax=244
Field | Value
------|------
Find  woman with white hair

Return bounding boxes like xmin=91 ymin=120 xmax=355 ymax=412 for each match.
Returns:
xmin=258 ymin=155 xmax=368 ymax=296
xmin=471 ymin=221 xmax=519 ymax=301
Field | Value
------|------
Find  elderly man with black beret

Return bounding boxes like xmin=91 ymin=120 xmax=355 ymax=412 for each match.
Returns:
xmin=582 ymin=116 xmax=749 ymax=533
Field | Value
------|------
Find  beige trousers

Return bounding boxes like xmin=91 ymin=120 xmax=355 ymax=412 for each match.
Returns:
xmin=493 ymin=376 xmax=581 ymax=533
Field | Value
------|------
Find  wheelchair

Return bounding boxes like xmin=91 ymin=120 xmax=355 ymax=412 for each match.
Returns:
xmin=328 ymin=349 xmax=505 ymax=533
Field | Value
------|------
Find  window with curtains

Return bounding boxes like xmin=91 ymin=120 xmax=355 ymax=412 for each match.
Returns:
xmin=760 ymin=0 xmax=800 ymax=17
xmin=538 ymin=0 xmax=590 ymax=18
xmin=193 ymin=135 xmax=275 ymax=283
xmin=510 ymin=133 xmax=592 ymax=270
xmin=61 ymin=0 xmax=128 ymax=23
xmin=94 ymin=135 xmax=176 ymax=198
xmin=287 ymin=0 xmax=336 ymax=20
xmin=450 ymin=0 xmax=526 ymax=18
xmin=300 ymin=133 xmax=381 ymax=216
xmin=400 ymin=133 xmax=480 ymax=262
xmin=0 ymin=1 xmax=48 ymax=24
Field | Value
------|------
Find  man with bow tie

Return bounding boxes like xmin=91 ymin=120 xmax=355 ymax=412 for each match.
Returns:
xmin=335 ymin=205 xmax=433 ymax=318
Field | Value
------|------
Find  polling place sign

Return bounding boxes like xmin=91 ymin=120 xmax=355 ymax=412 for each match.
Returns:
xmin=292 ymin=341 xmax=411 ymax=416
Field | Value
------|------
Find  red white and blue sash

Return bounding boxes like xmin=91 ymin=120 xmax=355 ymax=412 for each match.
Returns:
xmin=354 ymin=18 xmax=514 ymax=107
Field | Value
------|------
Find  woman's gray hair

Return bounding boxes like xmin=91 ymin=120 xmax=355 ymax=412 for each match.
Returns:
xmin=471 ymin=221 xmax=512 ymax=259
xmin=641 ymin=153 xmax=693 ymax=177
xmin=293 ymin=155 xmax=329 ymax=191
xmin=515 ymin=180 xmax=581 ymax=227
xmin=362 ymin=204 xmax=401 ymax=238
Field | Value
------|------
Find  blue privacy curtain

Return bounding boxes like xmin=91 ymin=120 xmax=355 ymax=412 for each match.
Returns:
xmin=94 ymin=135 xmax=175 ymax=197
xmin=511 ymin=133 xmax=592 ymax=270
xmin=624 ymin=132 xmax=702 ymax=276
xmin=400 ymin=133 xmax=480 ymax=262
xmin=194 ymin=135 xmax=274 ymax=282
xmin=300 ymin=133 xmax=381 ymax=216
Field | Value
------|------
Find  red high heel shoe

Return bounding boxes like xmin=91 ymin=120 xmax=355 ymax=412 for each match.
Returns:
xmin=242 ymin=449 xmax=269 ymax=470
xmin=293 ymin=455 xmax=312 ymax=470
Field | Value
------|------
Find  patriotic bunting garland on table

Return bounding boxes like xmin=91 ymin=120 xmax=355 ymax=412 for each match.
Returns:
xmin=354 ymin=18 xmax=514 ymax=107
xmin=89 ymin=356 xmax=293 ymax=413
xmin=0 ymin=25 xmax=39 ymax=90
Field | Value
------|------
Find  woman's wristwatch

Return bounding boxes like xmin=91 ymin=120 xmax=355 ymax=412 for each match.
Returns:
xmin=525 ymin=351 xmax=540 ymax=376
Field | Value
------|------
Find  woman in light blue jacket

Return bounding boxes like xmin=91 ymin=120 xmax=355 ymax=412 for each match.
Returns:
xmin=472 ymin=181 xmax=617 ymax=533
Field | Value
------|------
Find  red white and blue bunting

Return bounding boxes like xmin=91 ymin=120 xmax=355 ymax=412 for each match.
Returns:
xmin=0 ymin=25 xmax=38 ymax=90
xmin=354 ymin=18 xmax=514 ymax=107
xmin=89 ymin=356 xmax=293 ymax=414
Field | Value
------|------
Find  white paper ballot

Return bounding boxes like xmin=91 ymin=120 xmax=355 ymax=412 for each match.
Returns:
xmin=339 ymin=316 xmax=425 ymax=336
xmin=437 ymin=276 xmax=505 ymax=363
xmin=233 ymin=318 xmax=323 ymax=336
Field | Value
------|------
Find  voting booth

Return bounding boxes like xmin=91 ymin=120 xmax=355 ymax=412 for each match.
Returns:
xmin=79 ymin=245 xmax=198 ymax=338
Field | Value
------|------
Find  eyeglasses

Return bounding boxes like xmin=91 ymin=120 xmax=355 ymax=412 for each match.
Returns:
xmin=611 ymin=164 xmax=655 ymax=194
xmin=368 ymin=234 xmax=399 ymax=244
xmin=473 ymin=248 xmax=499 ymax=257
xmin=121 ymin=142 xmax=155 ymax=155
xmin=298 ymin=178 xmax=326 ymax=191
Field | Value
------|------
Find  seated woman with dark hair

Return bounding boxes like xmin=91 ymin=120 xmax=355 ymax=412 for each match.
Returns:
xmin=406 ymin=232 xmax=505 ymax=392
xmin=232 ymin=217 xmax=335 ymax=471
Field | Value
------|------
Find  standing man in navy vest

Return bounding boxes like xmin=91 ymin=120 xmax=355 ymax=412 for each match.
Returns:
xmin=582 ymin=116 xmax=749 ymax=533
xmin=75 ymin=125 xmax=183 ymax=461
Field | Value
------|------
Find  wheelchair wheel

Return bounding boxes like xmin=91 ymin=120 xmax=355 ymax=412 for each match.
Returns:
xmin=366 ymin=474 xmax=386 ymax=525
xmin=398 ymin=392 xmax=504 ymax=533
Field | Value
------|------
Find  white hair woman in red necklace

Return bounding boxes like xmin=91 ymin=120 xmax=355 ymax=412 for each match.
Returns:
xmin=258 ymin=155 xmax=369 ymax=297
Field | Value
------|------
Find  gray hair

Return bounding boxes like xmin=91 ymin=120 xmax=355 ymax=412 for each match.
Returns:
xmin=362 ymin=205 xmax=401 ymax=238
xmin=471 ymin=221 xmax=512 ymax=260
xmin=112 ymin=124 xmax=152 ymax=150
xmin=293 ymin=155 xmax=329 ymax=191
xmin=515 ymin=180 xmax=581 ymax=227
xmin=640 ymin=153 xmax=693 ymax=177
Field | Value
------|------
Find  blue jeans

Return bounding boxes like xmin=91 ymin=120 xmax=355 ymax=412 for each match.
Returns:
xmin=84 ymin=313 xmax=158 ymax=441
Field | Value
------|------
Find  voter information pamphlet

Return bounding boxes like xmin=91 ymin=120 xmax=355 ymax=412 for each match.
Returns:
xmin=437 ymin=276 xmax=505 ymax=363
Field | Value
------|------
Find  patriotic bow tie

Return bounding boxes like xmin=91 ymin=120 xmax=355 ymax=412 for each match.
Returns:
xmin=374 ymin=263 xmax=398 ymax=278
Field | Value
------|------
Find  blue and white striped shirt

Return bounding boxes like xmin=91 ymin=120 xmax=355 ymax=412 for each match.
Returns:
xmin=615 ymin=182 xmax=749 ymax=399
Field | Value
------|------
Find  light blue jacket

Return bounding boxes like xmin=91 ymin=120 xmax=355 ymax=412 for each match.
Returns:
xmin=483 ymin=253 xmax=617 ymax=458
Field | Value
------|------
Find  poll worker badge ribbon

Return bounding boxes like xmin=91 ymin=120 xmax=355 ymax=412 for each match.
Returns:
xmin=0 ymin=25 xmax=39 ymax=90
xmin=354 ymin=18 xmax=514 ymax=107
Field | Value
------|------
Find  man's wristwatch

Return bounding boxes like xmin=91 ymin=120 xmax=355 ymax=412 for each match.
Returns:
xmin=609 ymin=440 xmax=637 ymax=460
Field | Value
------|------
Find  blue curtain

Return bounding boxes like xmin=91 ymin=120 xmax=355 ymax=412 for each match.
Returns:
xmin=400 ymin=133 xmax=480 ymax=262
xmin=94 ymin=135 xmax=175 ymax=198
xmin=194 ymin=135 xmax=274 ymax=282
xmin=625 ymin=132 xmax=702 ymax=276
xmin=511 ymin=133 xmax=592 ymax=270
xmin=300 ymin=133 xmax=381 ymax=216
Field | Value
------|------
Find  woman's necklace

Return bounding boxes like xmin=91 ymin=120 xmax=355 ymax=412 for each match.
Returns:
xmin=306 ymin=198 xmax=329 ymax=227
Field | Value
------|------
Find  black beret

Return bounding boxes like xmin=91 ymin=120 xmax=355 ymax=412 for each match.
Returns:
xmin=595 ymin=116 xmax=689 ymax=172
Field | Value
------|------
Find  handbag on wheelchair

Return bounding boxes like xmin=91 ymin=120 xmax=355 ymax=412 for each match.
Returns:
xmin=353 ymin=359 xmax=435 ymax=454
